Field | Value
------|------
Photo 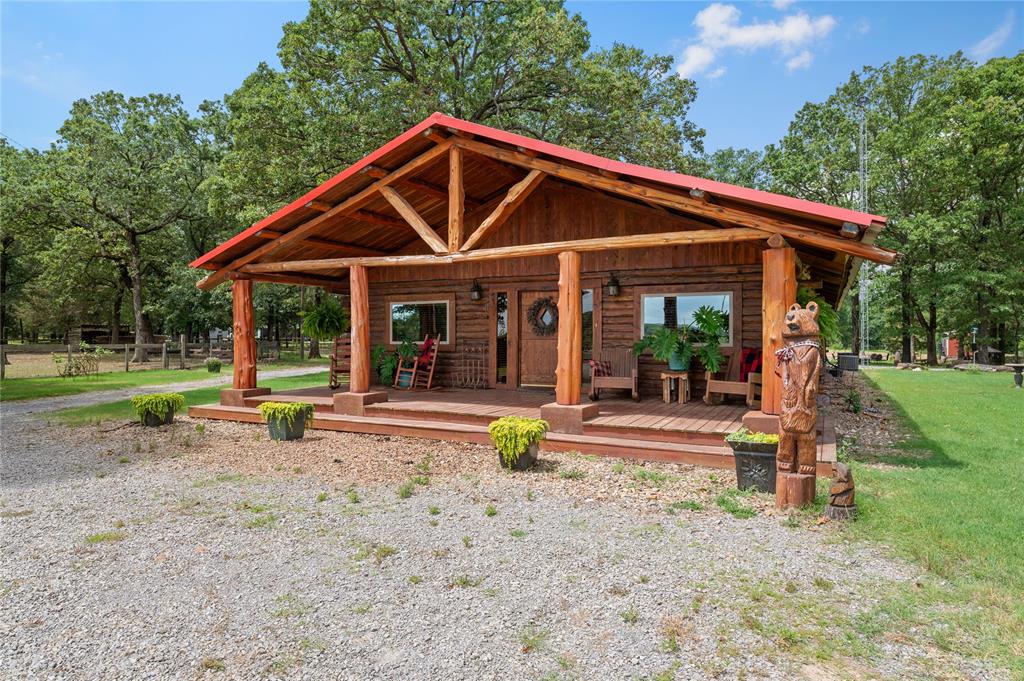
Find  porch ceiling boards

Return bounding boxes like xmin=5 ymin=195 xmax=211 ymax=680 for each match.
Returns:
xmin=191 ymin=112 xmax=892 ymax=307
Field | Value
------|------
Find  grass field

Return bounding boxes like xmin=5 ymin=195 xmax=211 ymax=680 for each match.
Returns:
xmin=0 ymin=358 xmax=329 ymax=402
xmin=50 ymin=371 xmax=331 ymax=425
xmin=851 ymin=369 xmax=1023 ymax=674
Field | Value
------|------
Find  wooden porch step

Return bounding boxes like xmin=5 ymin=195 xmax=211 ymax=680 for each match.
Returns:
xmin=187 ymin=403 xmax=744 ymax=468
xmin=242 ymin=393 xmax=336 ymax=413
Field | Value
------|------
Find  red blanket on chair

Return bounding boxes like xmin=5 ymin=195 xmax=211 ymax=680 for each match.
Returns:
xmin=416 ymin=337 xmax=435 ymax=366
xmin=739 ymin=348 xmax=762 ymax=382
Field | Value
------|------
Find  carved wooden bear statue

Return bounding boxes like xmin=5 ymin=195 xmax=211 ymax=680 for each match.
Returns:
xmin=775 ymin=302 xmax=821 ymax=507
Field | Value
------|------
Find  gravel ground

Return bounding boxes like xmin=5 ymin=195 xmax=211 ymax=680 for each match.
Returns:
xmin=1 ymin=365 xmax=327 ymax=417
xmin=1 ymin=410 xmax=1006 ymax=680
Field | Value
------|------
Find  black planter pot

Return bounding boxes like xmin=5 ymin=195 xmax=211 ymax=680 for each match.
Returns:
xmin=497 ymin=442 xmax=539 ymax=471
xmin=142 ymin=410 xmax=175 ymax=427
xmin=267 ymin=413 xmax=307 ymax=441
xmin=727 ymin=441 xmax=777 ymax=493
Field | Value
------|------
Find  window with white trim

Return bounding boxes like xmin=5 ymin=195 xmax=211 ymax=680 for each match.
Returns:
xmin=389 ymin=301 xmax=450 ymax=344
xmin=639 ymin=292 xmax=732 ymax=346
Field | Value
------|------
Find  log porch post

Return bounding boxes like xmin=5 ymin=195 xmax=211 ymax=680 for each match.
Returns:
xmin=541 ymin=250 xmax=597 ymax=433
xmin=232 ymin=278 xmax=257 ymax=389
xmin=220 ymin=277 xmax=270 ymax=406
xmin=555 ymin=251 xmax=582 ymax=405
xmin=333 ymin=264 xmax=388 ymax=415
xmin=761 ymin=235 xmax=796 ymax=416
xmin=349 ymin=265 xmax=370 ymax=393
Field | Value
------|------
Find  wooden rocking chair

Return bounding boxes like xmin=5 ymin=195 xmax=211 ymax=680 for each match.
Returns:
xmin=588 ymin=347 xmax=639 ymax=401
xmin=328 ymin=334 xmax=351 ymax=390
xmin=393 ymin=335 xmax=440 ymax=391
xmin=704 ymin=351 xmax=762 ymax=407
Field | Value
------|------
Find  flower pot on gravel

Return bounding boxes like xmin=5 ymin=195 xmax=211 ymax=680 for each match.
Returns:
xmin=257 ymin=402 xmax=314 ymax=442
xmin=130 ymin=393 xmax=185 ymax=428
xmin=725 ymin=427 xmax=778 ymax=493
xmin=488 ymin=416 xmax=548 ymax=471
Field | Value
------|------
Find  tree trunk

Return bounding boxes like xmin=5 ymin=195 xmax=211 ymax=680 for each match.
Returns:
xmin=976 ymin=292 xmax=990 ymax=365
xmin=110 ymin=287 xmax=122 ymax=344
xmin=0 ymin=236 xmax=10 ymax=345
xmin=127 ymin=233 xmax=152 ymax=362
xmin=307 ymin=290 xmax=322 ymax=359
xmin=899 ymin=267 xmax=912 ymax=362
xmin=925 ymin=302 xmax=937 ymax=366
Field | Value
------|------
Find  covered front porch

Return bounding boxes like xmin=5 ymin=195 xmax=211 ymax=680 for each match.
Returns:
xmin=191 ymin=384 xmax=836 ymax=474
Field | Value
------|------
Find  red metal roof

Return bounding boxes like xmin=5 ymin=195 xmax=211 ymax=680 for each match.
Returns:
xmin=191 ymin=112 xmax=887 ymax=270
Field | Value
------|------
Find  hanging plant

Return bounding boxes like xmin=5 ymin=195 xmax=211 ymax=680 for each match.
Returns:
xmin=301 ymin=297 xmax=349 ymax=341
xmin=796 ymin=286 xmax=839 ymax=346
xmin=526 ymin=296 xmax=558 ymax=336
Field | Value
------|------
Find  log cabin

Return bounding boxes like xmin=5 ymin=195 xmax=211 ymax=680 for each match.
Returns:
xmin=188 ymin=113 xmax=892 ymax=471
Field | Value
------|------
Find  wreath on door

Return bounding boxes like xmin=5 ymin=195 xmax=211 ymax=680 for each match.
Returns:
xmin=527 ymin=296 xmax=558 ymax=336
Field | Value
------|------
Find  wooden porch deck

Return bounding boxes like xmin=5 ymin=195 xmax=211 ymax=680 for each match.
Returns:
xmin=189 ymin=385 xmax=835 ymax=473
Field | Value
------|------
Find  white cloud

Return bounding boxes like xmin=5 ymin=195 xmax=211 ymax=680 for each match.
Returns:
xmin=853 ymin=18 xmax=871 ymax=35
xmin=0 ymin=42 xmax=97 ymax=100
xmin=785 ymin=50 xmax=813 ymax=71
xmin=676 ymin=3 xmax=837 ymax=79
xmin=707 ymin=65 xmax=728 ymax=79
xmin=970 ymin=9 xmax=1016 ymax=60
xmin=772 ymin=0 xmax=796 ymax=10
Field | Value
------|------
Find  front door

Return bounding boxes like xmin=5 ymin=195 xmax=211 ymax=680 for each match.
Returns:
xmin=518 ymin=290 xmax=558 ymax=387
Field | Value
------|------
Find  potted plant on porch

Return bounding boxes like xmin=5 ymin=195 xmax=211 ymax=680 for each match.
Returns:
xmin=488 ymin=416 xmax=549 ymax=470
xmin=131 ymin=393 xmax=186 ymax=427
xmin=724 ymin=427 xmax=779 ymax=493
xmin=393 ymin=339 xmax=419 ymax=387
xmin=632 ymin=325 xmax=695 ymax=371
xmin=257 ymin=401 xmax=314 ymax=441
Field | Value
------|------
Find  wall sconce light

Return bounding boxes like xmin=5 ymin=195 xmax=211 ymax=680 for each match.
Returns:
xmin=607 ymin=273 xmax=621 ymax=297
xmin=470 ymin=280 xmax=484 ymax=301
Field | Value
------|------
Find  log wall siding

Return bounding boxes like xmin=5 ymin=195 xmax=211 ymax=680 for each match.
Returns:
xmin=357 ymin=183 xmax=764 ymax=398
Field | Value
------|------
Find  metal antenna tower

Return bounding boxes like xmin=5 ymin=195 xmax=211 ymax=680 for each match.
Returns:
xmin=857 ymin=96 xmax=870 ymax=358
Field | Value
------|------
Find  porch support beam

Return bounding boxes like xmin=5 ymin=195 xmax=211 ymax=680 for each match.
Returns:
xmin=231 ymin=278 xmax=257 ymax=390
xmin=449 ymin=137 xmax=896 ymax=265
xmin=555 ymin=251 xmax=582 ymax=405
xmin=230 ymin=271 xmax=345 ymax=291
xmin=761 ymin=234 xmax=797 ymax=416
xmin=378 ymin=185 xmax=448 ymax=254
xmin=196 ymin=138 xmax=453 ymax=291
xmin=349 ymin=265 xmax=371 ymax=393
xmin=241 ymin=227 xmax=768 ymax=274
xmin=460 ymin=169 xmax=546 ymax=252
xmin=448 ymin=146 xmax=464 ymax=251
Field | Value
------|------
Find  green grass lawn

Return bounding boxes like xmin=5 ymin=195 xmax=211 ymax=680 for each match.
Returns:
xmin=851 ymin=369 xmax=1023 ymax=673
xmin=50 ymin=371 xmax=331 ymax=425
xmin=0 ymin=358 xmax=329 ymax=402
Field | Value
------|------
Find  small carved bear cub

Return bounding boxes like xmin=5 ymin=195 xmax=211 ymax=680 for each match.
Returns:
xmin=777 ymin=301 xmax=821 ymax=476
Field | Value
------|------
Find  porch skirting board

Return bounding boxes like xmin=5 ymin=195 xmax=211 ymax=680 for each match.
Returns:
xmin=188 ymin=403 xmax=835 ymax=475
xmin=220 ymin=388 xmax=271 ymax=407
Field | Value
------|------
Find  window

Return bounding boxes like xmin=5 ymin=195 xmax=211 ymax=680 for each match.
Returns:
xmin=495 ymin=292 xmax=508 ymax=384
xmin=389 ymin=300 xmax=449 ymax=344
xmin=640 ymin=292 xmax=732 ymax=346
xmin=582 ymin=288 xmax=594 ymax=360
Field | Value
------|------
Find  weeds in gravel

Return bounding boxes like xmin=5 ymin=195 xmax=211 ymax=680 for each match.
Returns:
xmin=518 ymin=624 xmax=550 ymax=653
xmin=651 ymin=661 xmax=681 ymax=681
xmin=461 ymin=535 xmax=472 ymax=548
xmin=620 ymin=604 xmax=640 ymax=624
xmin=132 ymin=442 xmax=141 ymax=453
xmin=632 ymin=466 xmax=668 ymax=486
xmin=559 ymin=468 xmax=586 ymax=480
xmin=397 ymin=481 xmax=415 ymax=499
xmin=409 ymin=575 xmax=423 ymax=585
xmin=428 ymin=505 xmax=440 ymax=515
xmin=414 ymin=453 xmax=433 ymax=476
xmin=345 ymin=488 xmax=360 ymax=504
xmin=526 ymin=489 xmax=535 ymax=501
xmin=556 ymin=653 xmax=576 ymax=670
xmin=353 ymin=603 xmax=372 ymax=614
xmin=192 ymin=473 xmax=246 ymax=488
xmin=715 ymin=489 xmax=757 ymax=519
xmin=449 ymin=574 xmax=482 ymax=588
xmin=199 ymin=657 xmax=225 ymax=672
xmin=665 ymin=500 xmax=704 ymax=514
xmin=813 ymin=576 xmax=834 ymax=591
xmin=298 ymin=638 xmax=326 ymax=651
xmin=509 ymin=528 xmax=527 ymax=538
xmin=264 ymin=653 xmax=301 ymax=676
xmin=271 ymin=593 xmax=311 ymax=618
xmin=411 ymin=475 xmax=429 ymax=486
xmin=194 ymin=423 xmax=205 ymax=434
xmin=374 ymin=544 xmax=397 ymax=564
xmin=316 ymin=491 xmax=329 ymax=503
xmin=484 ymin=504 xmax=497 ymax=517
xmin=244 ymin=513 xmax=278 ymax=529
xmin=85 ymin=530 xmax=126 ymax=544
xmin=117 ymin=456 xmax=130 ymax=464
xmin=611 ymin=462 xmax=625 ymax=474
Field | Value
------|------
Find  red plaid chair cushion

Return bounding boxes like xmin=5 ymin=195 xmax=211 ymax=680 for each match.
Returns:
xmin=588 ymin=359 xmax=613 ymax=377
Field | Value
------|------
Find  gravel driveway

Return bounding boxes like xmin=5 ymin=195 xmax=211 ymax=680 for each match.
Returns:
xmin=0 ymin=410 xmax=1004 ymax=680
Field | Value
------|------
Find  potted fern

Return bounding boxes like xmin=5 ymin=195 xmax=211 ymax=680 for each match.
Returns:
xmin=258 ymin=401 xmax=314 ymax=441
xmin=488 ymin=416 xmax=549 ymax=470
xmin=692 ymin=305 xmax=727 ymax=375
xmin=725 ymin=427 xmax=778 ymax=493
xmin=131 ymin=393 xmax=185 ymax=427
xmin=633 ymin=325 xmax=695 ymax=371
xmin=394 ymin=339 xmax=418 ymax=387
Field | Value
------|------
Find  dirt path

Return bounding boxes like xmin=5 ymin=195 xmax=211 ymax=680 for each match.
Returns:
xmin=0 ymin=365 xmax=327 ymax=417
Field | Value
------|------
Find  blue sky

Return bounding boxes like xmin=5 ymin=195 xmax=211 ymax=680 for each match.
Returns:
xmin=2 ymin=1 xmax=1020 ymax=153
